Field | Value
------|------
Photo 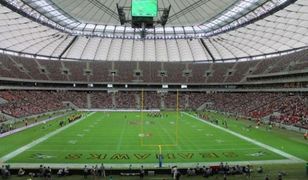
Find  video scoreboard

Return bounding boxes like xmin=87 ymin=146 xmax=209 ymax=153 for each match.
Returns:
xmin=131 ymin=0 xmax=158 ymax=17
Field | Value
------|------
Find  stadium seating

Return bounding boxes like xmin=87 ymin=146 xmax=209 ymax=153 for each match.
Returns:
xmin=163 ymin=63 xmax=186 ymax=83
xmin=115 ymin=91 xmax=137 ymax=108
xmin=114 ymin=62 xmax=136 ymax=83
xmin=0 ymin=49 xmax=307 ymax=84
xmin=88 ymin=61 xmax=112 ymax=82
xmin=190 ymin=64 xmax=209 ymax=83
xmin=60 ymin=91 xmax=88 ymax=108
xmin=0 ymin=90 xmax=307 ymax=128
xmin=225 ymin=61 xmax=258 ymax=83
xmin=205 ymin=92 xmax=308 ymax=128
xmin=0 ymin=114 xmax=6 ymax=123
xmin=0 ymin=54 xmax=29 ymax=79
xmin=139 ymin=62 xmax=162 ymax=83
xmin=90 ymin=92 xmax=113 ymax=109
xmin=0 ymin=91 xmax=64 ymax=117
xmin=144 ymin=91 xmax=161 ymax=109
xmin=13 ymin=57 xmax=49 ymax=80
xmin=37 ymin=60 xmax=68 ymax=81
xmin=207 ymin=62 xmax=235 ymax=83
xmin=63 ymin=61 xmax=88 ymax=82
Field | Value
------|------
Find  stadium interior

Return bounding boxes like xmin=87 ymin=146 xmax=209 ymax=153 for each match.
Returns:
xmin=0 ymin=0 xmax=307 ymax=179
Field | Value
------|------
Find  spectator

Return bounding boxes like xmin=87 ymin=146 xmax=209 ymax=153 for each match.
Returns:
xmin=64 ymin=167 xmax=70 ymax=176
xmin=46 ymin=167 xmax=52 ymax=179
xmin=171 ymin=166 xmax=177 ymax=179
xmin=186 ymin=168 xmax=192 ymax=176
xmin=83 ymin=165 xmax=89 ymax=179
xmin=99 ymin=163 xmax=106 ymax=177
xmin=57 ymin=169 xmax=64 ymax=177
xmin=140 ymin=165 xmax=145 ymax=179
xmin=17 ymin=168 xmax=25 ymax=176
xmin=1 ymin=165 xmax=10 ymax=178
xmin=257 ymin=166 xmax=263 ymax=173
xmin=175 ymin=170 xmax=181 ymax=180
xmin=278 ymin=172 xmax=283 ymax=180
xmin=265 ymin=174 xmax=270 ymax=180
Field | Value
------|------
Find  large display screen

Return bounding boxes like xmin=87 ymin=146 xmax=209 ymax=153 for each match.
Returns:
xmin=131 ymin=0 xmax=158 ymax=17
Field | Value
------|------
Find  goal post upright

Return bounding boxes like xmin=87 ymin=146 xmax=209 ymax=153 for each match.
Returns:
xmin=141 ymin=88 xmax=144 ymax=146
xmin=158 ymin=144 xmax=162 ymax=155
xmin=176 ymin=89 xmax=179 ymax=146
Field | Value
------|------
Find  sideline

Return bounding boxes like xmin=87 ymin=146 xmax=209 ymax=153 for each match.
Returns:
xmin=182 ymin=112 xmax=305 ymax=163
xmin=0 ymin=112 xmax=96 ymax=162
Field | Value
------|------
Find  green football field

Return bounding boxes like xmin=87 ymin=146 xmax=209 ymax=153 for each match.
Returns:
xmin=0 ymin=111 xmax=307 ymax=166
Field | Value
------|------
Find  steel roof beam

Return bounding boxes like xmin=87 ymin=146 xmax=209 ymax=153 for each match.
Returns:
xmin=200 ymin=39 xmax=215 ymax=62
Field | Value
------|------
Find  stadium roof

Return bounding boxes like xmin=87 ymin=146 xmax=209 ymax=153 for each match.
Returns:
xmin=0 ymin=0 xmax=307 ymax=62
xmin=19 ymin=0 xmax=269 ymax=29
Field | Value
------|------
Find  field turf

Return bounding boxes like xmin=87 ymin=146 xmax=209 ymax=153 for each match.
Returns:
xmin=1 ymin=111 xmax=297 ymax=164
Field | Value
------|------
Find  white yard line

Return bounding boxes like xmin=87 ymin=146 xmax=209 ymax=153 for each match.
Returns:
xmin=116 ymin=119 xmax=128 ymax=151
xmin=182 ymin=112 xmax=305 ymax=163
xmin=0 ymin=112 xmax=95 ymax=162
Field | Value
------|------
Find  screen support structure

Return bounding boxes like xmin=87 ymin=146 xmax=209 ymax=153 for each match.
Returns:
xmin=116 ymin=4 xmax=171 ymax=38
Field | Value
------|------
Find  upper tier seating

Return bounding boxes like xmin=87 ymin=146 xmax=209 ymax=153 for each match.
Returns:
xmin=0 ymin=49 xmax=307 ymax=84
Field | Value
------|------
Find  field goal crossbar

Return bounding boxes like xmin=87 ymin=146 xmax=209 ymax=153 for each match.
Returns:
xmin=139 ymin=89 xmax=180 ymax=154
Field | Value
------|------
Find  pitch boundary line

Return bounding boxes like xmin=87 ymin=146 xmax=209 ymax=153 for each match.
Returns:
xmin=182 ymin=112 xmax=305 ymax=163
xmin=0 ymin=112 xmax=96 ymax=162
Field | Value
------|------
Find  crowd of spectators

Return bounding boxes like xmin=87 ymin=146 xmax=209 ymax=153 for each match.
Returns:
xmin=82 ymin=164 xmax=106 ymax=178
xmin=206 ymin=92 xmax=308 ymax=129
xmin=59 ymin=91 xmax=88 ymax=108
xmin=0 ymin=91 xmax=65 ymax=117
xmin=0 ymin=123 xmax=11 ymax=134
xmin=144 ymin=91 xmax=160 ymax=109
xmin=1 ymin=162 xmax=289 ymax=180
xmin=0 ymin=90 xmax=306 ymax=128
xmin=267 ymin=94 xmax=308 ymax=129
xmin=0 ymin=114 xmax=6 ymax=123
xmin=90 ymin=92 xmax=113 ymax=109
xmin=180 ymin=162 xmax=254 ymax=178
xmin=0 ymin=90 xmax=89 ymax=118
xmin=115 ymin=92 xmax=137 ymax=108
